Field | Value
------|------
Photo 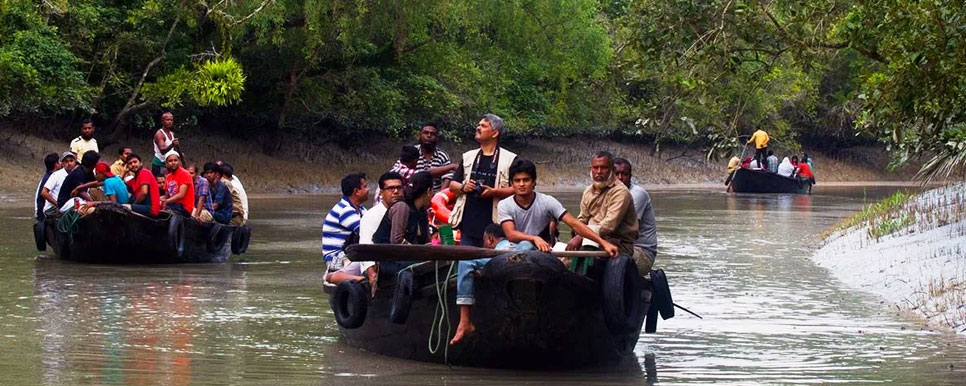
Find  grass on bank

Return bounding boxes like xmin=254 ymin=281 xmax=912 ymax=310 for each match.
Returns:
xmin=824 ymin=190 xmax=916 ymax=241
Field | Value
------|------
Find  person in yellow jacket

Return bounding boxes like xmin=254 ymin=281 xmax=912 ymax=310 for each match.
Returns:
xmin=747 ymin=127 xmax=770 ymax=170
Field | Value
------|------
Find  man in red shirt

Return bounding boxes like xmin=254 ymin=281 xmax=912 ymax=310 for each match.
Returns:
xmin=124 ymin=153 xmax=161 ymax=216
xmin=794 ymin=156 xmax=815 ymax=193
xmin=162 ymin=151 xmax=195 ymax=217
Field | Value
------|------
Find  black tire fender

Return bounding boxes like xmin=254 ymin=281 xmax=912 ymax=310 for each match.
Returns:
xmin=331 ymin=281 xmax=369 ymax=329
xmin=231 ymin=226 xmax=251 ymax=255
xmin=651 ymin=269 xmax=674 ymax=320
xmin=602 ymin=255 xmax=645 ymax=335
xmin=389 ymin=270 xmax=415 ymax=324
xmin=206 ymin=223 xmax=231 ymax=253
xmin=168 ymin=215 xmax=185 ymax=257
xmin=34 ymin=221 xmax=47 ymax=252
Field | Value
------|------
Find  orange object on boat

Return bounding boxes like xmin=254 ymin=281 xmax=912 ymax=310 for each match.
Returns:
xmin=430 ymin=190 xmax=455 ymax=225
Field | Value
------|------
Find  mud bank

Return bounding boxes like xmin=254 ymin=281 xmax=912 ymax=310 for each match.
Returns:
xmin=0 ymin=128 xmax=916 ymax=200
xmin=814 ymin=183 xmax=966 ymax=334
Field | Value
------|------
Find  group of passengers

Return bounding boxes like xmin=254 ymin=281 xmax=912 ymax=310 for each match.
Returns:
xmin=724 ymin=126 xmax=816 ymax=190
xmin=34 ymin=112 xmax=248 ymax=227
xmin=320 ymin=114 xmax=659 ymax=345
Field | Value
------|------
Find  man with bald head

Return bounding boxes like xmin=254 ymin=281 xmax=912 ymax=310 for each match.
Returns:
xmin=152 ymin=111 xmax=180 ymax=177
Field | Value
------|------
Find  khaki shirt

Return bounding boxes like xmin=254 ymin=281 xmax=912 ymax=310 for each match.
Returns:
xmin=70 ymin=137 xmax=99 ymax=160
xmin=577 ymin=179 xmax=638 ymax=255
xmin=111 ymin=159 xmax=128 ymax=178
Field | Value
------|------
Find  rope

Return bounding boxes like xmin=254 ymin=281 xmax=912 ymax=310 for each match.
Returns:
xmin=55 ymin=209 xmax=81 ymax=243
xmin=427 ymin=260 xmax=456 ymax=365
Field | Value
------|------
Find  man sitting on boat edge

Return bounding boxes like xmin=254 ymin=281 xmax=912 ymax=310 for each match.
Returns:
xmin=450 ymin=223 xmax=532 ymax=345
xmin=322 ymin=173 xmax=369 ymax=275
xmin=566 ymin=151 xmax=644 ymax=273
xmin=325 ymin=171 xmax=404 ymax=287
xmin=123 ymin=153 xmax=162 ymax=217
xmin=368 ymin=172 xmax=435 ymax=286
xmin=450 ymin=159 xmax=619 ymax=345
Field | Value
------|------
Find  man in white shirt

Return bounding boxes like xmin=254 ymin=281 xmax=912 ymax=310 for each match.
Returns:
xmin=326 ymin=172 xmax=405 ymax=285
xmin=40 ymin=152 xmax=77 ymax=215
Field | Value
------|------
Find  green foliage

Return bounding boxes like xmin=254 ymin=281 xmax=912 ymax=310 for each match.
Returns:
xmin=827 ymin=190 xmax=913 ymax=239
xmin=0 ymin=2 xmax=90 ymax=116
xmin=0 ymin=0 xmax=962 ymax=178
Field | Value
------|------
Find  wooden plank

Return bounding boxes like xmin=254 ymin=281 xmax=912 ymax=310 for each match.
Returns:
xmin=345 ymin=244 xmax=610 ymax=262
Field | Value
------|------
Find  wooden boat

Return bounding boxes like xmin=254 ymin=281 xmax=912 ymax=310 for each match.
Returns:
xmin=324 ymin=248 xmax=675 ymax=369
xmin=730 ymin=167 xmax=812 ymax=194
xmin=37 ymin=203 xmax=250 ymax=264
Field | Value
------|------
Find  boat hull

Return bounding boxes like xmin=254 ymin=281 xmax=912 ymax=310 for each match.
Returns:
xmin=44 ymin=203 xmax=240 ymax=264
xmin=731 ymin=168 xmax=812 ymax=194
xmin=327 ymin=251 xmax=651 ymax=369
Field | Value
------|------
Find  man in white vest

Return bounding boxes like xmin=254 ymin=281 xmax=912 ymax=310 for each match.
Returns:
xmin=448 ymin=114 xmax=517 ymax=247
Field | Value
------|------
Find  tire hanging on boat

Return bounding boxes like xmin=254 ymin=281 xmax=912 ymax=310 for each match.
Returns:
xmin=34 ymin=221 xmax=47 ymax=251
xmin=388 ymin=270 xmax=415 ymax=324
xmin=206 ymin=223 xmax=231 ymax=253
xmin=332 ymin=281 xmax=368 ymax=329
xmin=601 ymin=255 xmax=645 ymax=334
xmin=231 ymin=226 xmax=251 ymax=255
xmin=168 ymin=215 xmax=186 ymax=257
xmin=650 ymin=269 xmax=674 ymax=319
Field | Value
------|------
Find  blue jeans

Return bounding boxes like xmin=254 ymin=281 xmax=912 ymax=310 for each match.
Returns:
xmin=456 ymin=240 xmax=534 ymax=305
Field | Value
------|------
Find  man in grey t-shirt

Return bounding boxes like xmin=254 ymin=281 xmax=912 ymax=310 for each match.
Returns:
xmin=614 ymin=158 xmax=657 ymax=268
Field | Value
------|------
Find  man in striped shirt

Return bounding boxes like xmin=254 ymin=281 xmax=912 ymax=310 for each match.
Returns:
xmin=322 ymin=173 xmax=369 ymax=272
xmin=390 ymin=123 xmax=458 ymax=192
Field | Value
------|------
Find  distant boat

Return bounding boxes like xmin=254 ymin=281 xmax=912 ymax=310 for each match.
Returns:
xmin=731 ymin=168 xmax=812 ymax=194
xmin=37 ymin=203 xmax=250 ymax=263
xmin=325 ymin=248 xmax=676 ymax=369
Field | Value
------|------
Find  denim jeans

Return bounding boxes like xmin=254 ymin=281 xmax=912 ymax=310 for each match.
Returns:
xmin=455 ymin=240 xmax=534 ymax=305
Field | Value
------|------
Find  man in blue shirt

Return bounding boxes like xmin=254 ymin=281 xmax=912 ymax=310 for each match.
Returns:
xmin=322 ymin=173 xmax=369 ymax=273
xmin=199 ymin=162 xmax=233 ymax=224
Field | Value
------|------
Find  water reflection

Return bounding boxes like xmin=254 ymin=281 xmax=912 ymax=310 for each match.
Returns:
xmin=0 ymin=188 xmax=963 ymax=385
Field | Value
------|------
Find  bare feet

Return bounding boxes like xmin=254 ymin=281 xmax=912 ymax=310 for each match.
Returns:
xmin=449 ymin=319 xmax=476 ymax=345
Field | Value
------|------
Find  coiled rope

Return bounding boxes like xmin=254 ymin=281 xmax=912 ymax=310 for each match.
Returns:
xmin=55 ymin=209 xmax=81 ymax=243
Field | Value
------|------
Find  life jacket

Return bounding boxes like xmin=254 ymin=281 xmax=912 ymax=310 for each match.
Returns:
xmin=430 ymin=190 xmax=455 ymax=225
xmin=373 ymin=201 xmax=430 ymax=245
xmin=449 ymin=147 xmax=517 ymax=227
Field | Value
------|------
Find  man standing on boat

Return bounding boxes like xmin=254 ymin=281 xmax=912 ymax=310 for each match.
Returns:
xmin=614 ymin=158 xmax=657 ymax=274
xmin=322 ymin=173 xmax=369 ymax=273
xmin=746 ymin=126 xmax=770 ymax=171
xmin=450 ymin=159 xmax=619 ymax=345
xmin=69 ymin=119 xmax=99 ymax=161
xmin=448 ymin=114 xmax=517 ymax=247
xmin=566 ymin=151 xmax=641 ymax=270
xmin=415 ymin=123 xmax=458 ymax=192
xmin=152 ymin=112 xmax=179 ymax=177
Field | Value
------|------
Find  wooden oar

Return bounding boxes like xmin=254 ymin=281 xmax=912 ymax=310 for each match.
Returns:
xmin=345 ymin=244 xmax=610 ymax=262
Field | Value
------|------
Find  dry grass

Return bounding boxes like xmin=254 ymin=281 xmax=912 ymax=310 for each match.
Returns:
xmin=0 ymin=127 xmax=919 ymax=199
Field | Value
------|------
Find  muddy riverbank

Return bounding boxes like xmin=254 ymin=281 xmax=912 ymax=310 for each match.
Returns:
xmin=814 ymin=183 xmax=966 ymax=335
xmin=0 ymin=128 xmax=917 ymax=200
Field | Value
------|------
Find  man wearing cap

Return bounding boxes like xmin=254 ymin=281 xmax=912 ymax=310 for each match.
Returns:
xmin=124 ymin=153 xmax=161 ymax=217
xmin=72 ymin=162 xmax=132 ymax=207
xmin=41 ymin=152 xmax=77 ymax=216
xmin=69 ymin=119 xmax=99 ymax=160
xmin=162 ymin=150 xmax=195 ymax=217
xmin=448 ymin=114 xmax=518 ymax=247
xmin=57 ymin=151 xmax=100 ymax=211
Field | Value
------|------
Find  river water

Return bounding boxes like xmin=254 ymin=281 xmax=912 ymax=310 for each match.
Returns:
xmin=1 ymin=187 xmax=964 ymax=385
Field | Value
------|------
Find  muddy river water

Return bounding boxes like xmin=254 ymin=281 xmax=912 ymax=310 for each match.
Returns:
xmin=1 ymin=186 xmax=964 ymax=385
